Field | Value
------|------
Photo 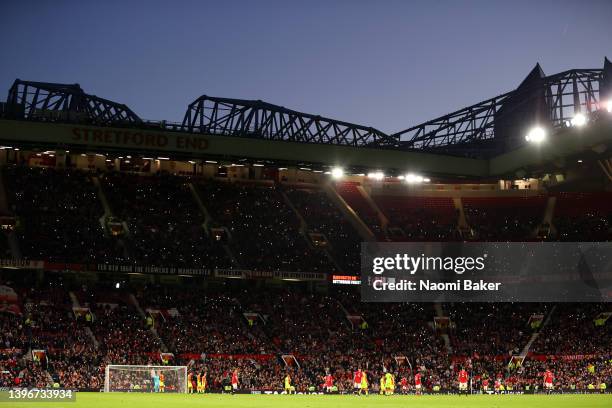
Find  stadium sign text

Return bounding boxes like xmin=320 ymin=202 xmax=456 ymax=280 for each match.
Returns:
xmin=71 ymin=127 xmax=209 ymax=151
xmin=0 ymin=119 xmax=490 ymax=176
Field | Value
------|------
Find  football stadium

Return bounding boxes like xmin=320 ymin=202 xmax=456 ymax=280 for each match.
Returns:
xmin=0 ymin=2 xmax=611 ymax=408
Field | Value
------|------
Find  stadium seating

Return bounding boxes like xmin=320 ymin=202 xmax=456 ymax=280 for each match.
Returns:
xmin=444 ymin=303 xmax=546 ymax=356
xmin=6 ymin=166 xmax=125 ymax=263
xmin=552 ymin=192 xmax=612 ymax=241
xmin=196 ymin=180 xmax=334 ymax=273
xmin=101 ymin=172 xmax=230 ymax=269
xmin=373 ymin=195 xmax=459 ymax=241
xmin=0 ymin=276 xmax=609 ymax=391
xmin=5 ymin=164 xmax=612 ymax=270
xmin=463 ymin=196 xmax=547 ymax=241
xmin=334 ymin=182 xmax=385 ymax=239
xmin=531 ymin=303 xmax=611 ymax=355
xmin=285 ymin=187 xmax=361 ymax=274
xmin=0 ymin=165 xmax=611 ymax=392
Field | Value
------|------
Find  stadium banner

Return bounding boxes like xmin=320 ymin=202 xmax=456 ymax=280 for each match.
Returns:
xmin=526 ymin=354 xmax=600 ymax=361
xmin=215 ymin=269 xmax=326 ymax=281
xmin=42 ymin=262 xmax=211 ymax=276
xmin=93 ymin=264 xmax=210 ymax=275
xmin=361 ymin=242 xmax=612 ymax=302
xmin=274 ymin=271 xmax=327 ymax=281
xmin=178 ymin=353 xmax=275 ymax=361
xmin=0 ymin=259 xmax=44 ymax=269
xmin=215 ymin=269 xmax=264 ymax=279
xmin=0 ymin=348 xmax=22 ymax=355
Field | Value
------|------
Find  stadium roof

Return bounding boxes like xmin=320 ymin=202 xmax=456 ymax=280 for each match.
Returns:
xmin=0 ymin=58 xmax=611 ymax=177
xmin=6 ymin=80 xmax=142 ymax=125
xmin=181 ymin=95 xmax=397 ymax=147
xmin=3 ymin=58 xmax=611 ymax=155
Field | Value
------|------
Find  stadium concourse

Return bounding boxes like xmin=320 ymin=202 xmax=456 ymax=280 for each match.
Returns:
xmin=0 ymin=164 xmax=610 ymax=394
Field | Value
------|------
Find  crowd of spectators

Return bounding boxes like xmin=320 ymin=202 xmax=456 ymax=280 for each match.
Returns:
xmin=6 ymin=165 xmax=124 ymax=263
xmin=197 ymin=180 xmax=334 ymax=272
xmin=531 ymin=303 xmax=611 ymax=355
xmin=334 ymin=181 xmax=386 ymax=239
xmin=516 ymin=355 xmax=612 ymax=390
xmin=137 ymin=286 xmax=268 ymax=355
xmin=101 ymin=172 xmax=230 ymax=269
xmin=285 ymin=187 xmax=361 ymax=274
xmin=374 ymin=195 xmax=460 ymax=241
xmin=0 ymin=278 xmax=610 ymax=391
xmin=92 ymin=304 xmax=163 ymax=361
xmin=0 ymin=165 xmax=610 ymax=392
xmin=552 ymin=192 xmax=612 ymax=241
xmin=444 ymin=303 xmax=548 ymax=356
xmin=4 ymin=164 xmax=612 ymax=271
xmin=463 ymin=196 xmax=547 ymax=241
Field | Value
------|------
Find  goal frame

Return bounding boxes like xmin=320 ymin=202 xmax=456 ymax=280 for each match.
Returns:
xmin=104 ymin=364 xmax=188 ymax=393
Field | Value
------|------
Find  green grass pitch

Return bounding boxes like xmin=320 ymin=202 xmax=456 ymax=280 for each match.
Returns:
xmin=12 ymin=392 xmax=612 ymax=408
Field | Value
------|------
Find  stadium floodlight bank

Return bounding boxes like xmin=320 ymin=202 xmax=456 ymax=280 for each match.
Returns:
xmin=104 ymin=365 xmax=187 ymax=393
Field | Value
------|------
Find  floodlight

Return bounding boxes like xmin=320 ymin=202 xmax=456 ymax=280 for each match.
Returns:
xmin=405 ymin=174 xmax=415 ymax=183
xmin=525 ymin=127 xmax=546 ymax=143
xmin=331 ymin=167 xmax=344 ymax=179
xmin=570 ymin=113 xmax=587 ymax=127
xmin=367 ymin=171 xmax=384 ymax=180
xmin=405 ymin=173 xmax=424 ymax=183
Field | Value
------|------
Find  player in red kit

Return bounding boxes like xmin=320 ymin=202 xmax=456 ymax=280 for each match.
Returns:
xmin=494 ymin=377 xmax=502 ymax=394
xmin=400 ymin=377 xmax=408 ymax=394
xmin=543 ymin=369 xmax=554 ymax=394
xmin=324 ymin=373 xmax=334 ymax=393
xmin=414 ymin=372 xmax=422 ymax=395
xmin=231 ymin=369 xmax=238 ymax=394
xmin=353 ymin=369 xmax=362 ymax=394
xmin=458 ymin=368 xmax=469 ymax=396
xmin=482 ymin=377 xmax=490 ymax=393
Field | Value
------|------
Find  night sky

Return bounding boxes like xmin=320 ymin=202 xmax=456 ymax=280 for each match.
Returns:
xmin=1 ymin=0 xmax=611 ymax=133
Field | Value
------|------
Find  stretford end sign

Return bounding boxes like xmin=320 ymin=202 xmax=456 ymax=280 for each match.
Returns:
xmin=70 ymin=126 xmax=209 ymax=151
xmin=0 ymin=118 xmax=488 ymax=177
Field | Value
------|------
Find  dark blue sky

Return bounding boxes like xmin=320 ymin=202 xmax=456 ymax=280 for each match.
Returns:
xmin=1 ymin=0 xmax=611 ymax=133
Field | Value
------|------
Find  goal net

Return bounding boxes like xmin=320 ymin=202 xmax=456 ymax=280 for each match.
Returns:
xmin=104 ymin=365 xmax=187 ymax=393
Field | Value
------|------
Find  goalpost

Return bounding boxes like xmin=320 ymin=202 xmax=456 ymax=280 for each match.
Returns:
xmin=104 ymin=365 xmax=188 ymax=393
